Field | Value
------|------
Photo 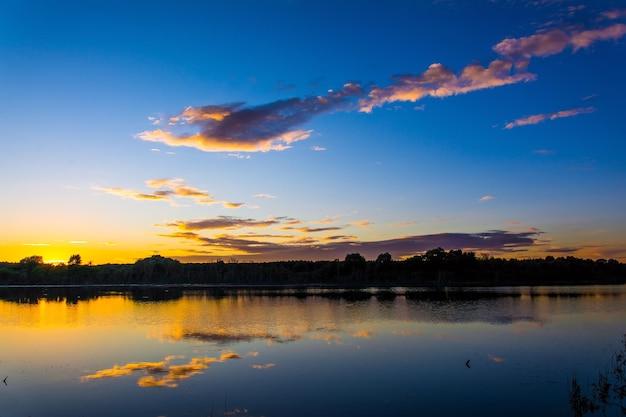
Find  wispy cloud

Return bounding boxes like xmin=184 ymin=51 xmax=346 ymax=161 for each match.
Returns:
xmin=533 ymin=149 xmax=556 ymax=155
xmin=360 ymin=60 xmax=535 ymax=113
xmin=504 ymin=106 xmax=595 ymax=129
xmin=92 ymin=186 xmax=170 ymax=201
xmin=223 ymin=202 xmax=245 ymax=209
xmin=94 ymin=178 xmax=241 ymax=208
xmin=166 ymin=216 xmax=282 ymax=231
xmin=227 ymin=153 xmax=251 ymax=159
xmin=493 ymin=23 xmax=626 ymax=61
xmin=311 ymin=217 xmax=339 ymax=225
xmin=311 ymin=145 xmax=326 ymax=151
xmin=600 ymin=9 xmax=626 ymax=20
xmin=159 ymin=216 xmax=543 ymax=261
xmin=251 ymin=363 xmax=276 ymax=370
xmin=581 ymin=93 xmax=599 ymax=101
xmin=390 ymin=221 xmax=418 ymax=227
xmin=479 ymin=195 xmax=496 ymax=203
xmin=362 ymin=19 xmax=626 ymax=113
xmin=348 ymin=220 xmax=373 ymax=228
xmin=252 ymin=193 xmax=277 ymax=199
xmin=282 ymin=226 xmax=344 ymax=233
xmin=135 ymin=12 xmax=625 ymax=153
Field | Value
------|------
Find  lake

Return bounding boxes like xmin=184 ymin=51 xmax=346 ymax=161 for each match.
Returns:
xmin=1 ymin=285 xmax=625 ymax=417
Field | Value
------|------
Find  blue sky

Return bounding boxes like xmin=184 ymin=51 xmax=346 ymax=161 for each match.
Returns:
xmin=2 ymin=0 xmax=625 ymax=264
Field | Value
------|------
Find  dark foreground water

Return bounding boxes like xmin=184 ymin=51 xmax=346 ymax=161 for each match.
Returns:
xmin=1 ymin=285 xmax=625 ymax=417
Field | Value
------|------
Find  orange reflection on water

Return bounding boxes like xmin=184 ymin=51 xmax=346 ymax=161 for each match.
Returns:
xmin=350 ymin=330 xmax=375 ymax=338
xmin=82 ymin=352 xmax=243 ymax=388
xmin=0 ymin=297 xmax=133 ymax=328
xmin=309 ymin=333 xmax=343 ymax=345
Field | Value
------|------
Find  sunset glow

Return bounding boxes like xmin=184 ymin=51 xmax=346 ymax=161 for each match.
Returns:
xmin=2 ymin=0 xmax=625 ymax=265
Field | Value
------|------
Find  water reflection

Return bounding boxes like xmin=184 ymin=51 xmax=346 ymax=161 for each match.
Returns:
xmin=83 ymin=353 xmax=245 ymax=388
xmin=2 ymin=285 xmax=625 ymax=417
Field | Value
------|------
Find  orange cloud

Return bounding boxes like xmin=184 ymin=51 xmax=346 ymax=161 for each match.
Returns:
xmin=348 ymin=220 xmax=373 ymax=228
xmin=138 ymin=83 xmax=364 ymax=153
xmin=133 ymin=12 xmax=625 ymax=153
xmin=94 ymin=178 xmax=242 ymax=208
xmin=92 ymin=186 xmax=170 ymax=201
xmin=363 ymin=19 xmax=626 ymax=113
xmin=360 ymin=60 xmax=534 ymax=112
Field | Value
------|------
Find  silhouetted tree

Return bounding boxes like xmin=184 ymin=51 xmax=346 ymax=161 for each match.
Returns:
xmin=375 ymin=252 xmax=392 ymax=265
xmin=374 ymin=252 xmax=393 ymax=279
xmin=342 ymin=253 xmax=366 ymax=278
xmin=68 ymin=254 xmax=82 ymax=266
xmin=133 ymin=255 xmax=182 ymax=282
xmin=19 ymin=255 xmax=43 ymax=282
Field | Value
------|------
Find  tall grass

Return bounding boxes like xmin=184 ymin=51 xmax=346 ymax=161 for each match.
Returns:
xmin=570 ymin=334 xmax=626 ymax=416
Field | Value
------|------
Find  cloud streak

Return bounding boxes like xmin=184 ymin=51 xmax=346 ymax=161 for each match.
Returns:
xmin=504 ymin=107 xmax=595 ymax=129
xmin=166 ymin=216 xmax=282 ymax=231
xmin=363 ymin=20 xmax=626 ymax=112
xmin=94 ymin=178 xmax=242 ymax=208
xmin=135 ymin=12 xmax=625 ymax=153
xmin=359 ymin=60 xmax=536 ymax=113
xmin=492 ymin=24 xmax=626 ymax=60
xmin=159 ymin=215 xmax=543 ymax=261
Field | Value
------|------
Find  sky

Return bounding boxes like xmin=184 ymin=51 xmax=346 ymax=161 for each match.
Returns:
xmin=1 ymin=0 xmax=626 ymax=265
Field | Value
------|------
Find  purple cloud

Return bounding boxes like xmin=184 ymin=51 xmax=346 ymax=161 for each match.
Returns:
xmin=137 ymin=83 xmax=364 ymax=153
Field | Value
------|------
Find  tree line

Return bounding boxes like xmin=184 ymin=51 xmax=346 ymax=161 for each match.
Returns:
xmin=0 ymin=248 xmax=625 ymax=287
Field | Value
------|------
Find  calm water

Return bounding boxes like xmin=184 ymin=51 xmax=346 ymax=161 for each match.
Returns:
xmin=1 ymin=285 xmax=625 ymax=417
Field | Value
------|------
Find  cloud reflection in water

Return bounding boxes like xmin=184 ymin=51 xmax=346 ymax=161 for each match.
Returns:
xmin=82 ymin=352 xmax=242 ymax=388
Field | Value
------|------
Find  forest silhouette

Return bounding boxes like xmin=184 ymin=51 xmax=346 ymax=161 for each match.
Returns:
xmin=1 ymin=248 xmax=624 ymax=287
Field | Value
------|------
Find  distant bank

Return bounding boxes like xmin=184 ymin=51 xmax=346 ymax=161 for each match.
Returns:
xmin=2 ymin=248 xmax=625 ymax=287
